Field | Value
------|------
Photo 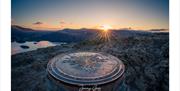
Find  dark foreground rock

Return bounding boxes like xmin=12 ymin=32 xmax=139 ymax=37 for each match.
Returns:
xmin=12 ymin=33 xmax=169 ymax=91
xmin=20 ymin=45 xmax=29 ymax=49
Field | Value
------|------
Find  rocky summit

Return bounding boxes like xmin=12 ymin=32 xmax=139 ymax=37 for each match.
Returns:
xmin=12 ymin=32 xmax=169 ymax=91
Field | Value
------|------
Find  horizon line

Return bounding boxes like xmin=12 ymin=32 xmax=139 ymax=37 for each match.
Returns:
xmin=11 ymin=24 xmax=169 ymax=32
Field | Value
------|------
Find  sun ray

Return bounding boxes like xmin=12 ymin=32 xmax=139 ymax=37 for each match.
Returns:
xmin=97 ymin=26 xmax=112 ymax=42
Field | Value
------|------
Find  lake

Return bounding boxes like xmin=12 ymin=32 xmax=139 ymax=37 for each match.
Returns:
xmin=12 ymin=41 xmax=66 ymax=55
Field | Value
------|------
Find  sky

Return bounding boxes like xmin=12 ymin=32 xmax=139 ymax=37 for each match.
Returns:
xmin=12 ymin=0 xmax=169 ymax=30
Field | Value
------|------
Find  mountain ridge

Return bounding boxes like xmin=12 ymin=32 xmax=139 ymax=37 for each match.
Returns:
xmin=11 ymin=25 xmax=168 ymax=43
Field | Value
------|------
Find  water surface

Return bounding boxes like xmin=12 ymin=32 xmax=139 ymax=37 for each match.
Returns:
xmin=12 ymin=41 xmax=66 ymax=55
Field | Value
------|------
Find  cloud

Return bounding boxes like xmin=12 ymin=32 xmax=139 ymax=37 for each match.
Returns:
xmin=60 ymin=21 xmax=66 ymax=24
xmin=59 ymin=20 xmax=68 ymax=29
xmin=31 ymin=22 xmax=61 ymax=30
xmin=149 ymin=29 xmax=169 ymax=32
xmin=33 ymin=22 xmax=43 ymax=25
xmin=59 ymin=20 xmax=67 ymax=25
xmin=59 ymin=20 xmax=74 ymax=26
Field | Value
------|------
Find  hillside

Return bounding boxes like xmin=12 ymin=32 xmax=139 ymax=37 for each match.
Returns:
xmin=11 ymin=32 xmax=169 ymax=91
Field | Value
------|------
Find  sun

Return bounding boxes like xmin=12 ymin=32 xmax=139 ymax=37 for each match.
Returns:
xmin=99 ymin=24 xmax=112 ymax=31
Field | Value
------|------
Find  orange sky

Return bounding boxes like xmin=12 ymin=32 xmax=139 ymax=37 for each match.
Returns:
xmin=12 ymin=0 xmax=169 ymax=31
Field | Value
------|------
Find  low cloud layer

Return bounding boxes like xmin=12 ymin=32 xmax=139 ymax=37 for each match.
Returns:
xmin=33 ymin=22 xmax=43 ymax=25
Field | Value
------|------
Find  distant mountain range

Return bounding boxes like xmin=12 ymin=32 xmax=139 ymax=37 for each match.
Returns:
xmin=11 ymin=25 xmax=168 ymax=43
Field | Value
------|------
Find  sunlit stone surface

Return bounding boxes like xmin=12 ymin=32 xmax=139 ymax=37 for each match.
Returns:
xmin=47 ymin=52 xmax=125 ymax=86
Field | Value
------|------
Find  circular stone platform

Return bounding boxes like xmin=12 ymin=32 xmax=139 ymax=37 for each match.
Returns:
xmin=47 ymin=52 xmax=125 ymax=86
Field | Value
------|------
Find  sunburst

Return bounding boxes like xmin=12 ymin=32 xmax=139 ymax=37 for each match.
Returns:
xmin=99 ymin=24 xmax=112 ymax=32
xmin=97 ymin=24 xmax=113 ymax=42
